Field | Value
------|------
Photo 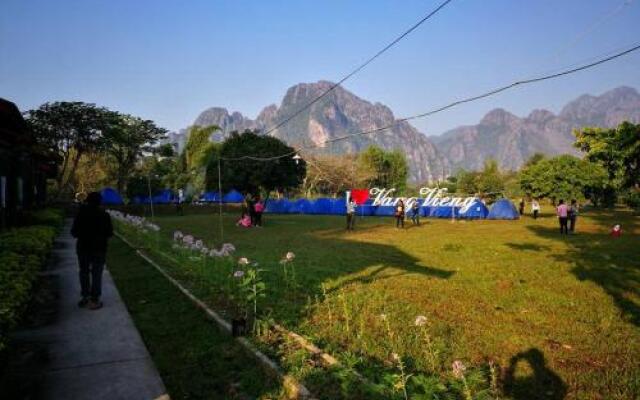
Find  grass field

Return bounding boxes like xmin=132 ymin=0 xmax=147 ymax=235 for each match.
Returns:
xmin=114 ymin=206 xmax=640 ymax=399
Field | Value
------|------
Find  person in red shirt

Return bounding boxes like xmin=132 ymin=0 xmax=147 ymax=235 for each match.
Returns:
xmin=556 ymin=199 xmax=569 ymax=235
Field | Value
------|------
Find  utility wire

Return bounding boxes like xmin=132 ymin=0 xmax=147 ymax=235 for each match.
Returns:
xmin=221 ymin=42 xmax=640 ymax=162
xmin=261 ymin=0 xmax=455 ymax=137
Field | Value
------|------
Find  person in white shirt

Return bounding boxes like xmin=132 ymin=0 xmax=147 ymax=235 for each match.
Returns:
xmin=346 ymin=199 xmax=356 ymax=230
xmin=531 ymin=199 xmax=540 ymax=219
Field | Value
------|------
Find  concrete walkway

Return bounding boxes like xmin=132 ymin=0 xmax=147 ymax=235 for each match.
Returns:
xmin=18 ymin=220 xmax=169 ymax=400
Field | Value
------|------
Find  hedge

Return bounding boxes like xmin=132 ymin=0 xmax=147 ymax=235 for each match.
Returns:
xmin=0 ymin=222 xmax=58 ymax=352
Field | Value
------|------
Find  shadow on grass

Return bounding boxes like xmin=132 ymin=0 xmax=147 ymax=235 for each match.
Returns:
xmin=504 ymin=242 xmax=552 ymax=252
xmin=503 ymin=348 xmax=567 ymax=400
xmin=525 ymin=210 xmax=640 ymax=326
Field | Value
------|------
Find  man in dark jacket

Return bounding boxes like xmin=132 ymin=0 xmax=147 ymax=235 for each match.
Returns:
xmin=71 ymin=192 xmax=113 ymax=310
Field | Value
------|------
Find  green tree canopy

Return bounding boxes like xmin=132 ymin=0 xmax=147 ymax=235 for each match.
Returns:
xmin=519 ymin=154 xmax=607 ymax=203
xmin=574 ymin=121 xmax=640 ymax=190
xmin=357 ymin=145 xmax=409 ymax=191
xmin=207 ymin=130 xmax=305 ymax=195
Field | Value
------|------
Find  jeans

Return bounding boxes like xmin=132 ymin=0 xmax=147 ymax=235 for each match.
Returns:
xmin=533 ymin=210 xmax=539 ymax=219
xmin=395 ymin=215 xmax=404 ymax=228
xmin=569 ymin=216 xmax=577 ymax=232
xmin=559 ymin=217 xmax=568 ymax=235
xmin=346 ymin=213 xmax=355 ymax=230
xmin=78 ymin=252 xmax=106 ymax=300
xmin=411 ymin=212 xmax=420 ymax=225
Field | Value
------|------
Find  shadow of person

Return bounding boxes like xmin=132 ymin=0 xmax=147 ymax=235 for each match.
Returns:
xmin=503 ymin=348 xmax=567 ymax=400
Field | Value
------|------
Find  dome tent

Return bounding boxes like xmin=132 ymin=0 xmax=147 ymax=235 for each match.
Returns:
xmin=152 ymin=189 xmax=174 ymax=204
xmin=487 ymin=198 xmax=520 ymax=220
xmin=429 ymin=205 xmax=460 ymax=218
xmin=458 ymin=199 xmax=489 ymax=219
xmin=310 ymin=198 xmax=333 ymax=215
xmin=265 ymin=199 xmax=284 ymax=213
xmin=291 ymin=198 xmax=313 ymax=214
xmin=201 ymin=191 xmax=221 ymax=202
xmin=222 ymin=190 xmax=244 ymax=203
xmin=100 ymin=187 xmax=124 ymax=205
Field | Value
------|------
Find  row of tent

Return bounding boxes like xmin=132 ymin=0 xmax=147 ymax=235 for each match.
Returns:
xmin=98 ymin=188 xmax=245 ymax=205
xmin=264 ymin=198 xmax=520 ymax=220
xmin=98 ymin=187 xmax=520 ymax=219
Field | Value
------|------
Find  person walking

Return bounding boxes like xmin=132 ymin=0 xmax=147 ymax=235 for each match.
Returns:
xmin=569 ymin=199 xmax=579 ymax=233
xmin=176 ymin=188 xmax=185 ymax=216
xmin=411 ymin=201 xmax=420 ymax=226
xmin=395 ymin=200 xmax=405 ymax=229
xmin=71 ymin=192 xmax=113 ymax=310
xmin=531 ymin=199 xmax=540 ymax=220
xmin=346 ymin=198 xmax=356 ymax=230
xmin=556 ymin=199 xmax=569 ymax=235
xmin=519 ymin=198 xmax=525 ymax=216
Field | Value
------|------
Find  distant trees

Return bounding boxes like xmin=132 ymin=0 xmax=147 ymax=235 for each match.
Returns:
xmin=206 ymin=130 xmax=305 ymax=196
xmin=357 ymin=145 xmax=408 ymax=192
xmin=519 ymin=155 xmax=607 ymax=204
xmin=301 ymin=153 xmax=374 ymax=197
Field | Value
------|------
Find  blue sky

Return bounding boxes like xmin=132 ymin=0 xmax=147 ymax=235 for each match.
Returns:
xmin=2 ymin=0 xmax=639 ymax=136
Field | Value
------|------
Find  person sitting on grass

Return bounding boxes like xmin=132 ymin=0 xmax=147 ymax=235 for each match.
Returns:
xmin=236 ymin=213 xmax=252 ymax=228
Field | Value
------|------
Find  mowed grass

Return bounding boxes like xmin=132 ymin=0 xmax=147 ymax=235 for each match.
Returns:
xmin=107 ymin=236 xmax=284 ymax=399
xmin=127 ymin=206 xmax=640 ymax=399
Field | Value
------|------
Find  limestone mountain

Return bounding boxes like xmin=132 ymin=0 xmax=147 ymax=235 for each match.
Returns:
xmin=433 ymin=86 xmax=640 ymax=171
xmin=194 ymin=81 xmax=449 ymax=182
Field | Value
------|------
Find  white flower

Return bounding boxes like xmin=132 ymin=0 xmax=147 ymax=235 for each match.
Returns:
xmin=222 ymin=243 xmax=236 ymax=252
xmin=379 ymin=313 xmax=387 ymax=321
xmin=452 ymin=360 xmax=466 ymax=379
xmin=285 ymin=251 xmax=295 ymax=261
xmin=183 ymin=235 xmax=194 ymax=245
xmin=195 ymin=239 xmax=204 ymax=249
xmin=414 ymin=315 xmax=428 ymax=327
xmin=238 ymin=257 xmax=249 ymax=266
xmin=173 ymin=231 xmax=184 ymax=241
xmin=201 ymin=247 xmax=209 ymax=255
xmin=233 ymin=270 xmax=245 ymax=278
xmin=391 ymin=352 xmax=400 ymax=362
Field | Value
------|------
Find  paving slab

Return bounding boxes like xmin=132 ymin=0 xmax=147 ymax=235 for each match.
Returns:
xmin=29 ymin=220 xmax=169 ymax=400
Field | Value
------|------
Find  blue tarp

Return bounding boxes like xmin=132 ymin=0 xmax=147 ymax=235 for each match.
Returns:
xmin=374 ymin=206 xmax=396 ymax=216
xmin=100 ymin=187 xmax=124 ymax=205
xmin=357 ymin=199 xmax=376 ymax=216
xmin=458 ymin=199 xmax=489 ymax=219
xmin=222 ymin=190 xmax=244 ymax=203
xmin=290 ymin=198 xmax=313 ymax=214
xmin=487 ymin=198 xmax=520 ymax=220
xmin=265 ymin=199 xmax=284 ymax=213
xmin=201 ymin=191 xmax=221 ymax=202
xmin=152 ymin=189 xmax=174 ymax=204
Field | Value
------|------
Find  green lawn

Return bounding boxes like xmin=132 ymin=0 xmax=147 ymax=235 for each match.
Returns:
xmin=115 ymin=206 xmax=640 ymax=399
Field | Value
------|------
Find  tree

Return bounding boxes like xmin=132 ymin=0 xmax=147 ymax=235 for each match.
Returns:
xmin=24 ymin=102 xmax=111 ymax=196
xmin=101 ymin=112 xmax=167 ymax=193
xmin=357 ymin=145 xmax=409 ymax=191
xmin=456 ymin=169 xmax=480 ymax=195
xmin=519 ymin=155 xmax=607 ymax=204
xmin=207 ymin=130 xmax=305 ymax=195
xmin=301 ymin=153 xmax=374 ymax=197
xmin=476 ymin=159 xmax=504 ymax=198
xmin=574 ymin=121 xmax=640 ymax=190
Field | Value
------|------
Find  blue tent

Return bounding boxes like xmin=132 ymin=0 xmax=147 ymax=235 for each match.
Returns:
xmin=374 ymin=205 xmax=396 ymax=216
xmin=265 ymin=199 xmax=283 ymax=213
xmin=280 ymin=199 xmax=295 ymax=213
xmin=152 ymin=189 xmax=174 ymax=204
xmin=357 ymin=199 xmax=376 ymax=216
xmin=100 ymin=187 xmax=123 ymax=205
xmin=222 ymin=190 xmax=244 ymax=203
xmin=330 ymin=199 xmax=346 ymax=215
xmin=487 ymin=198 xmax=520 ymax=220
xmin=429 ymin=206 xmax=460 ymax=218
xmin=310 ymin=198 xmax=333 ymax=215
xmin=458 ymin=199 xmax=489 ymax=219
xmin=201 ymin=191 xmax=221 ymax=202
xmin=290 ymin=198 xmax=313 ymax=214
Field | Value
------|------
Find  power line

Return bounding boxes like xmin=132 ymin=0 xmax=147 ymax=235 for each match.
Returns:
xmin=221 ymin=42 xmax=640 ymax=162
xmin=261 ymin=0 xmax=455 ymax=137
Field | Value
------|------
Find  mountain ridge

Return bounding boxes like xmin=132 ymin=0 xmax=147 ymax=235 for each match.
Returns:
xmin=185 ymin=83 xmax=640 ymax=180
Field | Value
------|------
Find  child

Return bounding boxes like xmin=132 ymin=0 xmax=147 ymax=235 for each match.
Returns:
xmin=236 ymin=213 xmax=252 ymax=228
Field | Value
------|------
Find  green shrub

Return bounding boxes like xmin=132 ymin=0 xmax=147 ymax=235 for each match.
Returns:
xmin=624 ymin=190 xmax=640 ymax=211
xmin=0 ymin=225 xmax=57 ymax=351
xmin=24 ymin=208 xmax=64 ymax=229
